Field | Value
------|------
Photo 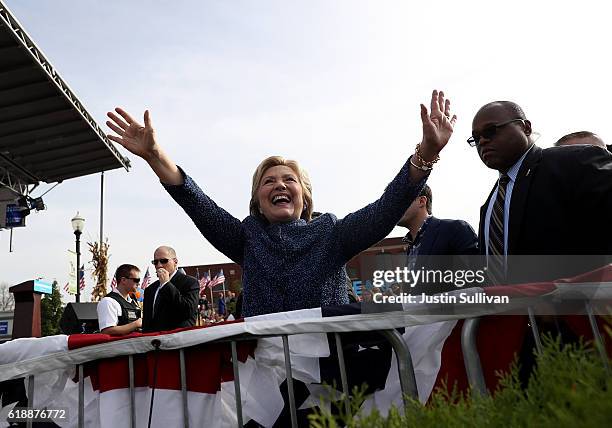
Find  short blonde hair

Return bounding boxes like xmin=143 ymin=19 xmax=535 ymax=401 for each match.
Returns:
xmin=250 ymin=156 xmax=313 ymax=222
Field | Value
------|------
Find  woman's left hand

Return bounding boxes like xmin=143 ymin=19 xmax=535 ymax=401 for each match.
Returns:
xmin=419 ymin=90 xmax=457 ymax=160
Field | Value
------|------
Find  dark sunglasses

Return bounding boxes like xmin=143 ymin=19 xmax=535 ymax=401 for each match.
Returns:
xmin=151 ymin=258 xmax=170 ymax=265
xmin=467 ymin=118 xmax=525 ymax=147
xmin=123 ymin=277 xmax=140 ymax=283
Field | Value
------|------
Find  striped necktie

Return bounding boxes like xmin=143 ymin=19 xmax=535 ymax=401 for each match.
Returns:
xmin=488 ymin=174 xmax=510 ymax=284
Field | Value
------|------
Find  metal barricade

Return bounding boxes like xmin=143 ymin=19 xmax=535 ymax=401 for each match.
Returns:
xmin=219 ymin=328 xmax=417 ymax=428
xmin=6 ymin=297 xmax=608 ymax=427
xmin=461 ymin=308 xmax=610 ymax=396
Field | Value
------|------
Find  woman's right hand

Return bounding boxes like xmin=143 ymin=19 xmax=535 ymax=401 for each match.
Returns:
xmin=106 ymin=108 xmax=158 ymax=162
xmin=107 ymin=108 xmax=183 ymax=185
xmin=418 ymin=90 xmax=457 ymax=161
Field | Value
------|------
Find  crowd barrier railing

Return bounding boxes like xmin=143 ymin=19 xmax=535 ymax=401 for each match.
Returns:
xmin=2 ymin=281 xmax=611 ymax=428
xmin=461 ymin=293 xmax=611 ymax=397
xmin=3 ymin=320 xmax=419 ymax=428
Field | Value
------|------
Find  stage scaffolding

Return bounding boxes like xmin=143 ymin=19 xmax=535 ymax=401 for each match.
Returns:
xmin=0 ymin=1 xmax=129 ymax=217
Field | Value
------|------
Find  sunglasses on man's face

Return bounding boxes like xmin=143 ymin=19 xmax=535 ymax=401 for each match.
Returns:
xmin=151 ymin=258 xmax=170 ymax=265
xmin=124 ymin=277 xmax=140 ymax=283
xmin=467 ymin=118 xmax=525 ymax=147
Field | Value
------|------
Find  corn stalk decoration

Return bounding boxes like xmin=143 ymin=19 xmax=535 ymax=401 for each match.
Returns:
xmin=89 ymin=239 xmax=110 ymax=302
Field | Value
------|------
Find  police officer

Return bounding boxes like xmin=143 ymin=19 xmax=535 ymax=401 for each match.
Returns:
xmin=97 ymin=264 xmax=142 ymax=335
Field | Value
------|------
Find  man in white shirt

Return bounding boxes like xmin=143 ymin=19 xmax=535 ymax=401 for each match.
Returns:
xmin=97 ymin=264 xmax=142 ymax=335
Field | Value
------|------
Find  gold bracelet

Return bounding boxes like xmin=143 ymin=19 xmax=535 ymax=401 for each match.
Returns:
xmin=410 ymin=156 xmax=432 ymax=171
xmin=414 ymin=143 xmax=440 ymax=168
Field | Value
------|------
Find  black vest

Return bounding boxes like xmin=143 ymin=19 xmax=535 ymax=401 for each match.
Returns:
xmin=106 ymin=291 xmax=142 ymax=326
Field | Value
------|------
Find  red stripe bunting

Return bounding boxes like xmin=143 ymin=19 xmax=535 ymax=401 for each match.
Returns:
xmin=71 ymin=321 xmax=254 ymax=395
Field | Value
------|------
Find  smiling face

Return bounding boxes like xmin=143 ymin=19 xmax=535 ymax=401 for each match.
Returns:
xmin=250 ymin=156 xmax=313 ymax=223
xmin=472 ymin=102 xmax=532 ymax=172
xmin=256 ymin=165 xmax=305 ymax=223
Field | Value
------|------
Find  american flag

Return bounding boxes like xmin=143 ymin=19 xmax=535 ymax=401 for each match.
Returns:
xmin=199 ymin=271 xmax=210 ymax=296
xmin=109 ymin=275 xmax=117 ymax=291
xmin=141 ymin=267 xmax=151 ymax=290
xmin=209 ymin=269 xmax=225 ymax=288
xmin=78 ymin=265 xmax=86 ymax=291
xmin=63 ymin=282 xmax=70 ymax=292
xmin=131 ymin=267 xmax=150 ymax=303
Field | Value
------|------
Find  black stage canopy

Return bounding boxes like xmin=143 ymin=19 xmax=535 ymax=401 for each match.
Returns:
xmin=0 ymin=1 xmax=129 ymax=199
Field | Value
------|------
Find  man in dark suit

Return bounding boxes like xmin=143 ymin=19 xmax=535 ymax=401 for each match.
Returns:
xmin=143 ymin=246 xmax=199 ymax=332
xmin=398 ymin=184 xmax=479 ymax=294
xmin=470 ymin=102 xmax=612 ymax=386
xmin=471 ymin=101 xmax=612 ymax=284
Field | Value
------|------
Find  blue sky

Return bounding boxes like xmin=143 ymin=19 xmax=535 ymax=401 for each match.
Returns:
xmin=2 ymin=0 xmax=611 ymax=298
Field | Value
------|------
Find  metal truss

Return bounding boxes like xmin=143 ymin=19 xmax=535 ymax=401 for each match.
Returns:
xmin=0 ymin=167 xmax=33 ymax=199
xmin=0 ymin=0 xmax=129 ymax=172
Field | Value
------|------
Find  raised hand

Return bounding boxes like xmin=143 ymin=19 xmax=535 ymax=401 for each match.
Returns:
xmin=156 ymin=267 xmax=170 ymax=284
xmin=106 ymin=108 xmax=158 ymax=161
xmin=107 ymin=108 xmax=182 ymax=185
xmin=419 ymin=90 xmax=457 ymax=160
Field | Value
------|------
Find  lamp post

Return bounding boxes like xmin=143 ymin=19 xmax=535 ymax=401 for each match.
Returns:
xmin=71 ymin=212 xmax=85 ymax=302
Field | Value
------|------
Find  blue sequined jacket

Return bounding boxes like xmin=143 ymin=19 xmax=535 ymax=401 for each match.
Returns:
xmin=164 ymin=161 xmax=426 ymax=316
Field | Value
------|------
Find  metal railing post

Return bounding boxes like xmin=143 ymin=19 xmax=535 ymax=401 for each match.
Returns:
xmin=26 ymin=375 xmax=34 ymax=428
xmin=461 ymin=318 xmax=488 ymax=397
xmin=128 ymin=355 xmax=136 ymax=428
xmin=334 ymin=333 xmax=351 ymax=416
xmin=527 ymin=307 xmax=543 ymax=354
xmin=78 ymin=364 xmax=84 ymax=428
xmin=585 ymin=301 xmax=610 ymax=374
xmin=282 ymin=335 xmax=298 ymax=428
xmin=179 ymin=349 xmax=189 ymax=428
xmin=380 ymin=329 xmax=418 ymax=406
xmin=230 ymin=341 xmax=244 ymax=428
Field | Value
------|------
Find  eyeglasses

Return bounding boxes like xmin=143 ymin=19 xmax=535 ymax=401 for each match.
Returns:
xmin=151 ymin=258 xmax=170 ymax=265
xmin=467 ymin=119 xmax=525 ymax=147
xmin=123 ymin=277 xmax=140 ymax=283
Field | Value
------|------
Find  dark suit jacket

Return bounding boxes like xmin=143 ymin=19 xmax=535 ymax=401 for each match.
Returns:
xmin=410 ymin=216 xmax=479 ymax=294
xmin=478 ymin=144 xmax=612 ymax=283
xmin=142 ymin=271 xmax=199 ymax=332
xmin=414 ymin=216 xmax=478 ymax=256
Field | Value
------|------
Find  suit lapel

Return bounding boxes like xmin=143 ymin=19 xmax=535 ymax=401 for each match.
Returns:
xmin=172 ymin=271 xmax=184 ymax=287
xmin=151 ymin=273 xmax=181 ymax=316
xmin=146 ymin=282 xmax=159 ymax=316
xmin=153 ymin=283 xmax=163 ymax=316
xmin=507 ymin=145 xmax=542 ymax=254
xmin=479 ymin=187 xmax=496 ymax=252
xmin=419 ymin=217 xmax=441 ymax=255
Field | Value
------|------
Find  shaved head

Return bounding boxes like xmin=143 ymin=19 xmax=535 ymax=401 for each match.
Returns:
xmin=154 ymin=246 xmax=176 ymax=257
xmin=554 ymin=131 xmax=606 ymax=149
xmin=474 ymin=101 xmax=526 ymax=123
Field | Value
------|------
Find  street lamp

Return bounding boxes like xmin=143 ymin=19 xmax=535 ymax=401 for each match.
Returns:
xmin=71 ymin=212 xmax=85 ymax=302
